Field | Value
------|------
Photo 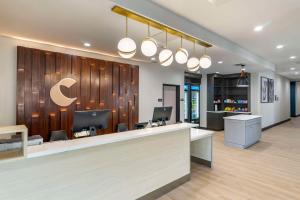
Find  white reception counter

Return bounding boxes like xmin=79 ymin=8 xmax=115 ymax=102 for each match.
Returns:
xmin=0 ymin=123 xmax=199 ymax=200
xmin=27 ymin=123 xmax=198 ymax=158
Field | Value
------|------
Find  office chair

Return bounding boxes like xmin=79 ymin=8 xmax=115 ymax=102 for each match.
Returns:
xmin=117 ymin=123 xmax=128 ymax=132
xmin=134 ymin=122 xmax=148 ymax=129
xmin=50 ymin=130 xmax=68 ymax=141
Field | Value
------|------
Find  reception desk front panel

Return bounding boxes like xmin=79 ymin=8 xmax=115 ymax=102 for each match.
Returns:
xmin=0 ymin=124 xmax=195 ymax=200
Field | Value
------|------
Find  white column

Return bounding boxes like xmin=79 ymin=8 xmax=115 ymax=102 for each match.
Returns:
xmin=200 ymin=74 xmax=207 ymax=127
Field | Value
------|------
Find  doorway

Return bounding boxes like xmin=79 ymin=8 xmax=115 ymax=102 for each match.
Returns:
xmin=163 ymin=84 xmax=180 ymax=124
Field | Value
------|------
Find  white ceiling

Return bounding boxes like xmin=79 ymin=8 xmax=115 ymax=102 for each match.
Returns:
xmin=152 ymin=0 xmax=300 ymax=79
xmin=0 ymin=0 xmax=298 ymax=77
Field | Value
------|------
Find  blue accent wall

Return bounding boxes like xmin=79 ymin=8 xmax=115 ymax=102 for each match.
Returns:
xmin=290 ymin=82 xmax=296 ymax=117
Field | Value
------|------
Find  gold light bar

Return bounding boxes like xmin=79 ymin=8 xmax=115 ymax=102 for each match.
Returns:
xmin=112 ymin=6 xmax=212 ymax=48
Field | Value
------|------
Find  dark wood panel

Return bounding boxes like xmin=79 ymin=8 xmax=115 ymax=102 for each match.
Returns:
xmin=17 ymin=46 xmax=139 ymax=141
xmin=16 ymin=46 xmax=25 ymax=125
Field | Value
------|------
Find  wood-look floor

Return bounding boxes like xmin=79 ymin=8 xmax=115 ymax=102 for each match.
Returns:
xmin=158 ymin=118 xmax=300 ymax=200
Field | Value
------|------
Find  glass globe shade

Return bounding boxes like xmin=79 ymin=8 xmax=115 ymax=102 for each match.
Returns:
xmin=117 ymin=37 xmax=136 ymax=58
xmin=159 ymin=49 xmax=173 ymax=66
xmin=187 ymin=57 xmax=199 ymax=70
xmin=189 ymin=65 xmax=200 ymax=72
xmin=175 ymin=48 xmax=189 ymax=64
xmin=141 ymin=37 xmax=158 ymax=57
xmin=199 ymin=54 xmax=212 ymax=69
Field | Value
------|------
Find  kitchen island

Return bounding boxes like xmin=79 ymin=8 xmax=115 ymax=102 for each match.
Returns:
xmin=224 ymin=115 xmax=262 ymax=149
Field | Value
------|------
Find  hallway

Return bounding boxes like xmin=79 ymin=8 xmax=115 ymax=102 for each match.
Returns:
xmin=159 ymin=118 xmax=300 ymax=200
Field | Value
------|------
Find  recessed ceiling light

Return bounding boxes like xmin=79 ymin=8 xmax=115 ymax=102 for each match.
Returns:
xmin=216 ymin=72 xmax=220 ymax=74
xmin=290 ymin=56 xmax=296 ymax=59
xmin=295 ymin=72 xmax=299 ymax=75
xmin=218 ymin=61 xmax=223 ymax=64
xmin=254 ymin=25 xmax=264 ymax=32
xmin=276 ymin=45 xmax=284 ymax=49
xmin=290 ymin=67 xmax=296 ymax=70
xmin=83 ymin=42 xmax=91 ymax=47
xmin=150 ymin=57 xmax=156 ymax=61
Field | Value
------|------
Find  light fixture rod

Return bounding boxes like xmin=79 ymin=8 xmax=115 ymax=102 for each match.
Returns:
xmin=112 ymin=6 xmax=212 ymax=48
xmin=165 ymin=30 xmax=168 ymax=48
xmin=180 ymin=36 xmax=183 ymax=48
xmin=193 ymin=41 xmax=196 ymax=54
xmin=147 ymin=23 xmax=150 ymax=36
xmin=125 ymin=16 xmax=128 ymax=37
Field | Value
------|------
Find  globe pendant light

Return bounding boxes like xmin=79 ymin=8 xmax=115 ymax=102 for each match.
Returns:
xmin=175 ymin=37 xmax=189 ymax=64
xmin=159 ymin=31 xmax=173 ymax=67
xmin=187 ymin=41 xmax=200 ymax=72
xmin=199 ymin=48 xmax=212 ymax=69
xmin=236 ymin=64 xmax=249 ymax=88
xmin=141 ymin=24 xmax=158 ymax=57
xmin=118 ymin=17 xmax=136 ymax=59
xmin=187 ymin=58 xmax=200 ymax=71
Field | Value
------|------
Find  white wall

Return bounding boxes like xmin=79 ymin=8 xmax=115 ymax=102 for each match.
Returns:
xmin=251 ymin=72 xmax=290 ymax=128
xmin=0 ymin=37 xmax=17 ymax=126
xmin=139 ymin=64 xmax=184 ymax=122
xmin=0 ymin=36 xmax=184 ymax=126
xmin=295 ymin=82 xmax=300 ymax=115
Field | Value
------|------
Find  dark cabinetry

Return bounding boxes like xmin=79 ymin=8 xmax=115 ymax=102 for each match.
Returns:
xmin=207 ymin=73 xmax=251 ymax=112
xmin=206 ymin=73 xmax=251 ymax=130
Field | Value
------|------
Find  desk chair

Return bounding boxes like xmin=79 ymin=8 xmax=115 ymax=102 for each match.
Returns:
xmin=117 ymin=123 xmax=128 ymax=132
xmin=50 ymin=130 xmax=68 ymax=142
xmin=134 ymin=122 xmax=148 ymax=129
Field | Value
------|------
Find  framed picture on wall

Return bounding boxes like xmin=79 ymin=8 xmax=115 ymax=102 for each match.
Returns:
xmin=261 ymin=77 xmax=269 ymax=103
xmin=268 ymin=79 xmax=274 ymax=103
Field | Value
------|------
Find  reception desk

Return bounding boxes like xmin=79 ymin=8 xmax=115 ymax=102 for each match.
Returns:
xmin=0 ymin=123 xmax=198 ymax=200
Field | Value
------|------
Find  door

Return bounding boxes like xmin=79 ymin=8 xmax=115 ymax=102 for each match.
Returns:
xmin=163 ymin=85 xmax=178 ymax=124
xmin=191 ymin=85 xmax=200 ymax=122
xmin=184 ymin=84 xmax=200 ymax=123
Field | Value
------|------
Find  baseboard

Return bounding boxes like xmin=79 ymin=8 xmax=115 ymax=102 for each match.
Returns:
xmin=191 ymin=156 xmax=212 ymax=168
xmin=262 ymin=118 xmax=291 ymax=131
xmin=137 ymin=174 xmax=190 ymax=200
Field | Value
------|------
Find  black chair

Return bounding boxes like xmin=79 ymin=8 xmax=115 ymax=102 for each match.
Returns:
xmin=134 ymin=122 xmax=148 ymax=129
xmin=117 ymin=123 xmax=128 ymax=132
xmin=50 ymin=130 xmax=68 ymax=142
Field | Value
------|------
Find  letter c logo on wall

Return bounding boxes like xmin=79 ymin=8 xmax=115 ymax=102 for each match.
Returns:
xmin=50 ymin=78 xmax=77 ymax=107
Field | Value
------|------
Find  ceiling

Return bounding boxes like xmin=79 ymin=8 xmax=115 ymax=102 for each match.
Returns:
xmin=0 ymin=0 xmax=298 ymax=77
xmin=152 ymin=0 xmax=300 ymax=79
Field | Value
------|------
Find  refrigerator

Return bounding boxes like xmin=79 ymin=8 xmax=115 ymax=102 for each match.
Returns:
xmin=184 ymin=84 xmax=200 ymax=123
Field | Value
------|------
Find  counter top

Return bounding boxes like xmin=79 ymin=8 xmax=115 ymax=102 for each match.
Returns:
xmin=190 ymin=128 xmax=214 ymax=141
xmin=207 ymin=111 xmax=251 ymax=114
xmin=0 ymin=125 xmax=27 ymax=135
xmin=223 ymin=114 xmax=262 ymax=121
xmin=27 ymin=123 xmax=198 ymax=158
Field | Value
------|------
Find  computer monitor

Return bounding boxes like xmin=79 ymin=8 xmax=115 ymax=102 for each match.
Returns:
xmin=152 ymin=106 xmax=172 ymax=125
xmin=72 ymin=109 xmax=110 ymax=133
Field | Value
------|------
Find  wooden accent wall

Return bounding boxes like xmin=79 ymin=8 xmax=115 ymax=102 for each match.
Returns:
xmin=16 ymin=46 xmax=139 ymax=141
